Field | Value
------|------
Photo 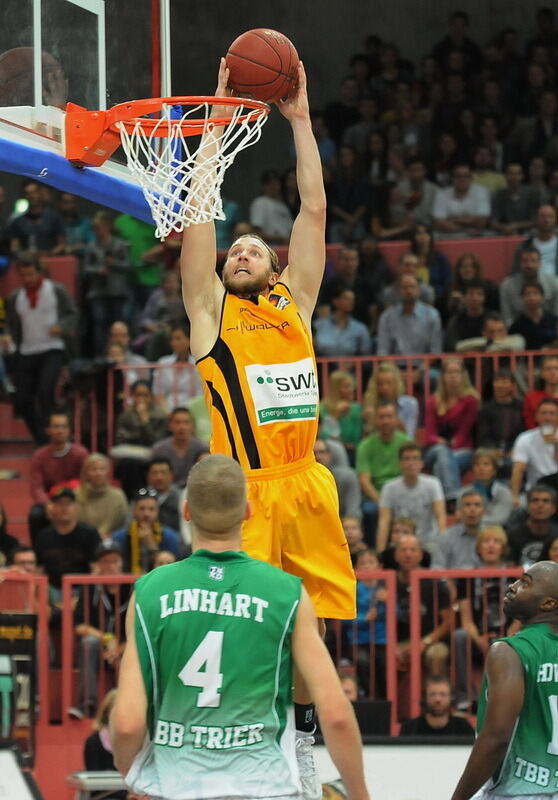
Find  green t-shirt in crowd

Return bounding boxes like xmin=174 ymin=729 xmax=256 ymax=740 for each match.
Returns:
xmin=114 ymin=214 xmax=162 ymax=286
xmin=355 ymin=430 xmax=410 ymax=490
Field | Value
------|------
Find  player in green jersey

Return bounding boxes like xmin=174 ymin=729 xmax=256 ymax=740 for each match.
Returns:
xmin=110 ymin=454 xmax=369 ymax=800
xmin=452 ymin=560 xmax=558 ymax=800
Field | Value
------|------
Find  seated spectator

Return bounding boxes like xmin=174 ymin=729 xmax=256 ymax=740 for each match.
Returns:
xmin=471 ymin=145 xmax=506 ymax=196
xmin=354 ymin=238 xmax=392 ymax=331
xmin=371 ymin=183 xmax=415 ymax=242
xmin=477 ymin=369 xmax=524 ymax=471
xmin=107 ymin=322 xmax=149 ymax=388
xmin=113 ymin=488 xmax=181 ymax=574
xmin=408 ymin=223 xmax=452 ymax=307
xmin=454 ymin=313 xmax=525 ymax=369
xmin=249 ymin=169 xmax=293 ymax=245
xmin=342 ymin=515 xmax=368 ymax=564
xmin=113 ymin=380 xmax=168 ymax=498
xmin=28 ymin=411 xmax=88 ymax=546
xmin=58 ymin=192 xmax=94 ymax=257
xmin=377 ymin=442 xmax=445 ymax=555
xmin=76 ymin=453 xmax=128 ymax=539
xmin=431 ymin=490 xmax=485 ymax=569
xmin=379 ymin=253 xmax=435 ymax=307
xmin=508 ymin=281 xmax=558 ymax=350
xmin=523 ymin=354 xmax=558 ymax=429
xmin=424 ymin=358 xmax=480 ymax=501
xmin=152 ymin=321 xmax=202 ymax=411
xmin=442 ymin=252 xmax=499 ymax=322
xmin=366 ymin=131 xmax=389 ymax=188
xmin=433 ymin=163 xmax=490 ymax=238
xmin=313 ymin=283 xmax=372 ymax=357
xmin=310 ymin=110 xmax=337 ymax=167
xmin=83 ymin=690 xmax=126 ymax=798
xmin=314 ymin=438 xmax=362 ymax=519
xmin=507 ymin=90 xmax=558 ymax=167
xmin=70 ymin=541 xmax=130 ymax=720
xmin=135 ymin=269 xmax=184 ymax=358
xmin=153 ymin=550 xmax=177 ymax=568
xmin=525 ymin=156 xmax=552 ymax=207
xmin=0 ymin=502 xmax=20 ymax=562
xmin=319 ymin=370 xmax=363 ymax=459
xmin=377 ymin=274 xmax=443 ymax=361
xmin=478 ymin=115 xmax=504 ymax=172
xmin=339 ymin=673 xmax=360 ymax=702
xmin=491 ymin=163 xmax=539 ymax=236
xmin=512 ymin=399 xmax=558 ymax=505
xmin=8 ymin=179 xmax=65 ymax=254
xmin=113 ymin=213 xmax=161 ymax=310
xmin=460 ymin=449 xmax=513 ymax=526
xmin=35 ymin=487 xmax=101 ymax=605
xmin=151 ymin=407 xmax=209 ymax=487
xmin=324 ymin=75 xmax=361 ymax=147
xmin=5 ymin=545 xmax=37 ymax=575
xmin=356 ymin=401 xmax=410 ymax=544
xmin=146 ymin=457 xmax=182 ymax=533
xmin=444 ymin=280 xmax=487 ymax=351
xmin=380 ymin=516 xmax=431 ymax=570
xmin=512 ymin=205 xmax=558 ymax=276
xmin=399 ymin=675 xmax=475 ymax=737
xmin=429 ymin=131 xmax=459 ymax=188
xmin=431 ymin=10 xmax=483 ymax=73
xmin=397 ymin=159 xmax=438 ymax=227
xmin=343 ymin=548 xmax=386 ymax=697
xmin=82 ymin=211 xmax=131 ymax=356
xmin=327 ymin=145 xmax=370 ymax=244
xmin=342 ymin=96 xmax=381 ymax=157
xmin=362 ymin=361 xmax=419 ymax=438
xmin=506 ymin=484 xmax=558 ymax=566
xmin=395 ymin=534 xmax=452 ymax=677
xmin=500 ymin=246 xmax=558 ymax=327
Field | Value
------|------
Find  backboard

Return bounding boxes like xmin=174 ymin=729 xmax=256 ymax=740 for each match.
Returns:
xmin=0 ymin=0 xmax=172 ymax=221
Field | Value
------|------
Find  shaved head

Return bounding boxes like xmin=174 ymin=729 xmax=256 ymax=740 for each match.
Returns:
xmin=504 ymin=561 xmax=558 ymax=623
xmin=530 ymin=561 xmax=558 ymax=599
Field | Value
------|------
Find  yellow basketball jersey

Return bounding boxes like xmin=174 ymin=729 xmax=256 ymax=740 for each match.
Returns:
xmin=196 ymin=282 xmax=319 ymax=470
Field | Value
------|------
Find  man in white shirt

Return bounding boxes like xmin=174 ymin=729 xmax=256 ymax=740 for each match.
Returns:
xmin=433 ymin=163 xmax=490 ymax=238
xmin=153 ymin=322 xmax=202 ymax=411
xmin=249 ymin=169 xmax=293 ymax=245
xmin=377 ymin=441 xmax=446 ymax=554
xmin=511 ymin=397 xmax=558 ymax=505
xmin=512 ymin=204 xmax=558 ymax=276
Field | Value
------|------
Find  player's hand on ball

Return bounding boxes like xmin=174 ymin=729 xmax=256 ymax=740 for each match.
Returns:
xmin=277 ymin=61 xmax=308 ymax=121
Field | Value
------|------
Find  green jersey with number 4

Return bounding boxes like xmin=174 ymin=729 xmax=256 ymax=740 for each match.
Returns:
xmin=125 ymin=549 xmax=303 ymax=800
xmin=477 ymin=623 xmax=558 ymax=795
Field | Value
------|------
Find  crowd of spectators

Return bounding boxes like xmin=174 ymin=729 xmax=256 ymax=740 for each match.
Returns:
xmin=4 ymin=6 xmax=558 ymax=731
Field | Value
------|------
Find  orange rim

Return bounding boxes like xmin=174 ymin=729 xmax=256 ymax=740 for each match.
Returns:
xmin=107 ymin=95 xmax=270 ymax=137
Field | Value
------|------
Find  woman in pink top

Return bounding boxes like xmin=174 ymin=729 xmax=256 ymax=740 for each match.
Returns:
xmin=424 ymin=358 xmax=480 ymax=499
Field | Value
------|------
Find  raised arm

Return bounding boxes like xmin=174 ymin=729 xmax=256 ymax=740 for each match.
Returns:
xmin=180 ymin=59 xmax=229 ymax=359
xmin=278 ymin=63 xmax=327 ymax=328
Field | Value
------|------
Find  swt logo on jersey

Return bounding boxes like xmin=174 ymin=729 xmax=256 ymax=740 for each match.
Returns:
xmin=245 ymin=358 xmax=318 ymax=425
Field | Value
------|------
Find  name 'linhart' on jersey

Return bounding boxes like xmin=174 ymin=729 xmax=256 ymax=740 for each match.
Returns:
xmin=159 ymin=588 xmax=269 ymax=622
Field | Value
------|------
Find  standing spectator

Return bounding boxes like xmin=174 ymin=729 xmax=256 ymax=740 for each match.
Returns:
xmin=327 ymin=145 xmax=370 ymax=244
xmin=70 ymin=542 xmax=131 ymax=720
xmin=444 ymin=280 xmax=487 ymax=351
xmin=506 ymin=484 xmax=558 ymax=566
xmin=377 ymin=274 xmax=443 ymax=359
xmin=0 ymin=503 xmax=20 ymax=562
xmin=112 ymin=488 xmax=181 ymax=574
xmin=151 ymin=407 xmax=209 ymax=487
xmin=508 ymin=281 xmax=558 ymax=350
xmin=35 ymin=487 xmax=101 ymax=595
xmin=500 ymin=246 xmax=558 ymax=327
xmin=425 ymin=358 xmax=480 ymax=501
xmin=431 ymin=490 xmax=485 ymax=569
xmin=399 ymin=675 xmax=475 ymax=737
xmin=319 ymin=370 xmax=363 ymax=460
xmin=4 ymin=253 xmax=78 ymax=443
xmin=82 ymin=212 xmax=131 ymax=356
xmin=28 ymin=411 xmax=88 ymax=545
xmin=313 ymin=439 xmax=362 ymax=519
xmin=363 ymin=362 xmax=418 ymax=438
xmin=58 ymin=192 xmax=93 ymax=257
xmin=491 ymin=163 xmax=539 ymax=236
xmin=512 ymin=204 xmax=558 ymax=276
xmin=477 ymin=369 xmax=524 ymax=469
xmin=460 ymin=449 xmax=513 ymax=526
xmin=313 ymin=284 xmax=371 ymax=357
xmin=324 ymin=76 xmax=362 ymax=146
xmin=146 ymin=457 xmax=182 ymax=533
xmin=76 ymin=453 xmax=127 ymax=539
xmin=249 ymin=170 xmax=293 ymax=245
xmin=523 ymin=354 xmax=558 ymax=429
xmin=8 ymin=179 xmax=65 ymax=254
xmin=408 ymin=223 xmax=452 ymax=306
xmin=433 ymin=164 xmax=490 ymax=238
xmin=356 ymin=402 xmax=410 ymax=542
xmin=152 ymin=321 xmax=202 ymax=411
xmin=431 ymin=10 xmax=484 ymax=73
xmin=107 ymin=321 xmax=149 ymax=387
xmin=511 ymin=398 xmax=558 ymax=503
xmin=377 ymin=442 xmax=446 ymax=555
xmin=114 ymin=213 xmax=161 ymax=310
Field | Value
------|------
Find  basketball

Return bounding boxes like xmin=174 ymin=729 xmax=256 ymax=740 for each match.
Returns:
xmin=0 ymin=47 xmax=68 ymax=107
xmin=226 ymin=29 xmax=299 ymax=104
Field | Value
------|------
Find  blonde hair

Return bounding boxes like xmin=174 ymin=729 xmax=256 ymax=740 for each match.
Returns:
xmin=473 ymin=448 xmax=499 ymax=471
xmin=228 ymin=234 xmax=280 ymax=273
xmin=364 ymin=362 xmax=405 ymax=408
xmin=92 ymin=689 xmax=117 ymax=731
xmin=390 ymin=516 xmax=417 ymax=535
xmin=187 ymin=454 xmax=246 ymax=534
xmin=76 ymin=453 xmax=110 ymax=503
xmin=322 ymin=370 xmax=355 ymax=414
xmin=434 ymin=357 xmax=479 ymax=415
xmin=476 ymin=525 xmax=508 ymax=554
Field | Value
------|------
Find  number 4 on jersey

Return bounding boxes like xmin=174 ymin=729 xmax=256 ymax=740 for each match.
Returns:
xmin=178 ymin=630 xmax=224 ymax=708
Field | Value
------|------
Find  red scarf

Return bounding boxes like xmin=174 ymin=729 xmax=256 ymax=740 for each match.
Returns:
xmin=25 ymin=277 xmax=43 ymax=308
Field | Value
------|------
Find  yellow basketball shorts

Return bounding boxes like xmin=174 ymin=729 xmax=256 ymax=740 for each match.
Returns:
xmin=242 ymin=455 xmax=356 ymax=620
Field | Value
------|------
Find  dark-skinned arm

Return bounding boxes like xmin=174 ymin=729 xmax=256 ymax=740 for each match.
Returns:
xmin=451 ymin=641 xmax=524 ymax=800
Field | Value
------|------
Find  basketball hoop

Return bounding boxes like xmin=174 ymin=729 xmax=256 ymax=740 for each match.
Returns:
xmin=65 ymin=96 xmax=270 ymax=239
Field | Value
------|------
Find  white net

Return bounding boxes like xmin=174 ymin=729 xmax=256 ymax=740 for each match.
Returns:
xmin=117 ymin=99 xmax=269 ymax=239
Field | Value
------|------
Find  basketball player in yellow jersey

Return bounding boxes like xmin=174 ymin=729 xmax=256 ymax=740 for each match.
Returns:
xmin=181 ymin=60 xmax=355 ymax=799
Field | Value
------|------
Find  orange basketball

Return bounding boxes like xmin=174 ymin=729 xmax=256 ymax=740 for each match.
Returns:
xmin=226 ymin=29 xmax=299 ymax=104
